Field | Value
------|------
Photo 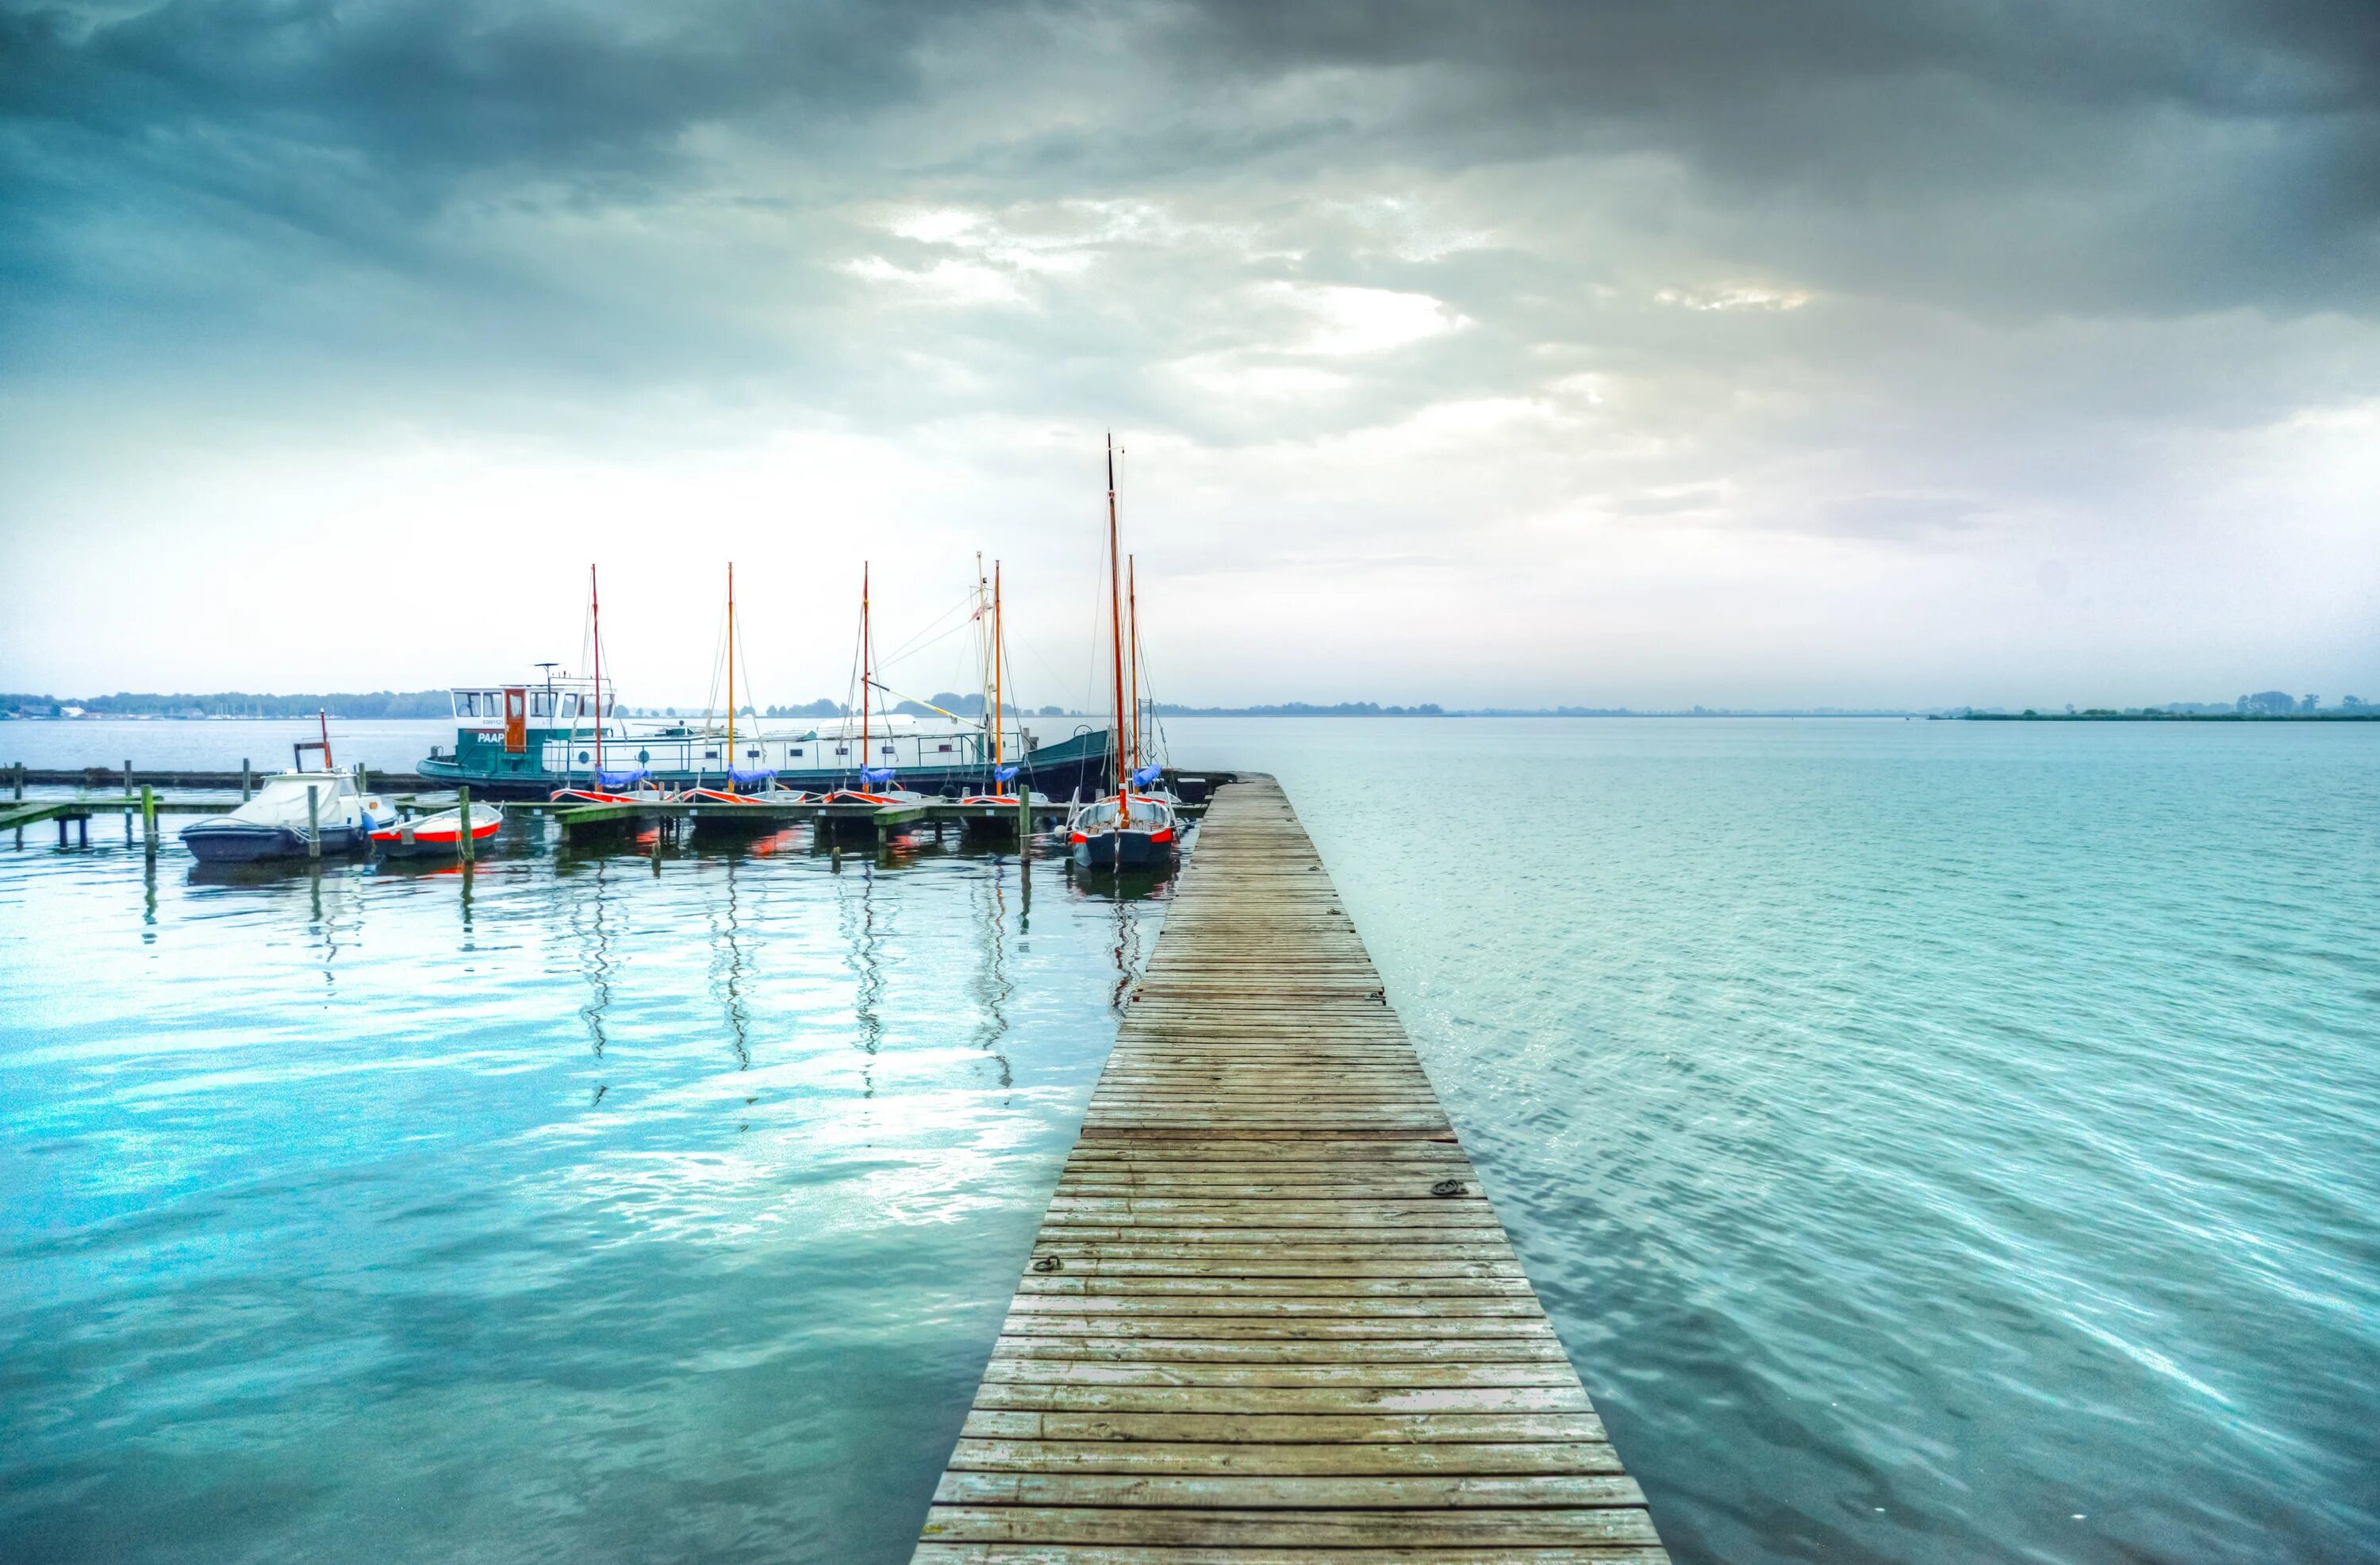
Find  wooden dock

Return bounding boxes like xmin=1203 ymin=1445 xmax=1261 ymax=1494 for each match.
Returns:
xmin=914 ymin=777 xmax=1668 ymax=1563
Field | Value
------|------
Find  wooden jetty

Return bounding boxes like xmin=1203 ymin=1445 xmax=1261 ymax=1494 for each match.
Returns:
xmin=914 ymin=777 xmax=1668 ymax=1563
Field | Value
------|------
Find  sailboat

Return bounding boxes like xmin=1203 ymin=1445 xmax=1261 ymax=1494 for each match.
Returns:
xmin=961 ymin=559 xmax=1051 ymax=815
xmin=821 ymin=562 xmax=927 ymax=808
xmin=550 ymin=564 xmax=652 ymax=804
xmin=677 ymin=562 xmax=813 ymax=807
xmin=1069 ymin=435 xmax=1180 ymax=869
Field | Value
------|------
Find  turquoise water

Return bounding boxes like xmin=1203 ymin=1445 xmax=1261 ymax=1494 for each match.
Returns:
xmin=1165 ymin=718 xmax=2380 ymax=1564
xmin=5 ymin=717 xmax=2378 ymax=1563
xmin=0 ymin=822 xmax=1167 ymax=1562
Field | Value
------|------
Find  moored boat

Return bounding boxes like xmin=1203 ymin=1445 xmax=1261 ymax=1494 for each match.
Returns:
xmin=1071 ymin=435 xmax=1180 ymax=869
xmin=181 ymin=771 xmax=380 ymax=862
xmin=371 ymin=802 xmax=504 ymax=857
xmin=1068 ymin=791 xmax=1178 ymax=867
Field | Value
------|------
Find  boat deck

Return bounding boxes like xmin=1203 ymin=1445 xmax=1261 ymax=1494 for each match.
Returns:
xmin=913 ymin=776 xmax=1668 ymax=1562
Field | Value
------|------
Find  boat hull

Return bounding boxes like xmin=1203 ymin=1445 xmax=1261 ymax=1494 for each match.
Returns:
xmin=418 ymin=730 xmax=1117 ymax=802
xmin=1073 ymin=827 xmax=1174 ymax=869
xmin=181 ymin=821 xmax=370 ymax=863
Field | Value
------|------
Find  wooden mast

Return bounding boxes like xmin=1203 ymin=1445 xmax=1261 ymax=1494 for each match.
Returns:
xmin=1106 ymin=435 xmax=1127 ymax=823
xmin=992 ymin=561 xmax=1004 ymax=777
xmin=590 ymin=564 xmax=604 ymax=777
xmin=871 ymin=556 xmax=881 ymax=780
xmin=1127 ymin=552 xmax=1139 ymax=788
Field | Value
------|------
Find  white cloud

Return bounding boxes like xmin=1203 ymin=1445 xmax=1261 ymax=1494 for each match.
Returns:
xmin=1654 ymin=284 xmax=1814 ymax=312
xmin=1264 ymin=283 xmax=1470 ymax=356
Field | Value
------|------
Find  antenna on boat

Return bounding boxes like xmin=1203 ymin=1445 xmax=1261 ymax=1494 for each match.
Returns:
xmin=1107 ymin=433 xmax=1128 ymax=827
xmin=726 ymin=561 xmax=736 ymax=757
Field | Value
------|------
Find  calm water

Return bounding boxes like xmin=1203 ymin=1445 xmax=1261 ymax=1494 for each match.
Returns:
xmin=6 ymin=717 xmax=2378 ymax=1563
xmin=0 ymin=818 xmax=1168 ymax=1563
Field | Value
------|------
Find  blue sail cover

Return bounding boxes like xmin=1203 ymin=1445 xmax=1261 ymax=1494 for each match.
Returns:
xmin=861 ymin=766 xmax=898 ymax=786
xmin=1131 ymin=765 xmax=1165 ymax=787
xmin=597 ymin=766 xmax=649 ymax=788
xmin=993 ymin=765 xmax=1019 ymax=784
xmin=726 ymin=766 xmax=776 ymax=787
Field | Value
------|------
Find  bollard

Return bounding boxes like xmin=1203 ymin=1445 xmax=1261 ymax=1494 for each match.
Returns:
xmin=306 ymin=783 xmax=322 ymax=859
xmin=140 ymin=784 xmax=156 ymax=850
xmin=241 ymin=758 xmax=252 ymax=801
xmin=457 ymin=786 xmax=473 ymax=864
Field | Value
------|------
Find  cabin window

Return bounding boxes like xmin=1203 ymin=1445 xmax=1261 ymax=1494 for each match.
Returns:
xmin=704 ymin=750 xmax=718 ymax=761
xmin=789 ymin=748 xmax=804 ymax=758
xmin=835 ymin=746 xmax=849 ymax=755
xmin=746 ymin=748 xmax=760 ymax=760
xmin=881 ymin=744 xmax=896 ymax=756
xmin=937 ymin=743 xmax=954 ymax=752
xmin=577 ymin=750 xmax=591 ymax=762
xmin=459 ymin=692 xmax=478 ymax=718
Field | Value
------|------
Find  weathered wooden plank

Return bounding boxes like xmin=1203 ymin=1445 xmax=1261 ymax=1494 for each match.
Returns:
xmin=958 ymin=1410 xmax=1613 ymax=1444
xmin=932 ymin=1472 xmax=1647 ymax=1508
xmin=915 ymin=1546 xmax=1670 ymax=1564
xmin=916 ymin=1505 xmax=1662 ymax=1546
xmin=944 ymin=1438 xmax=1624 ymax=1476
xmin=912 ymin=778 xmax=1664 ymax=1563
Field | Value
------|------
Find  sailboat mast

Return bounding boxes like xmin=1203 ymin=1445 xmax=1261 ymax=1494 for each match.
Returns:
xmin=1107 ymin=435 xmax=1127 ymax=818
xmin=992 ymin=562 xmax=1005 ymax=773
xmin=591 ymin=563 xmax=604 ymax=776
xmin=726 ymin=561 xmax=736 ymax=754
xmin=871 ymin=563 xmax=881 ymax=775
xmin=1127 ymin=553 xmax=1139 ymax=785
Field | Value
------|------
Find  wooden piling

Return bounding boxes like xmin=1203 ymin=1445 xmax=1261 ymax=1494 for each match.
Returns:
xmin=124 ymin=759 xmax=133 ymax=797
xmin=457 ymin=786 xmax=474 ymax=864
xmin=140 ymin=784 xmax=156 ymax=850
xmin=912 ymin=777 xmax=1668 ymax=1562
xmin=1019 ymin=792 xmax=1033 ymax=914
xmin=305 ymin=784 xmax=321 ymax=859
xmin=241 ymin=759 xmax=252 ymax=801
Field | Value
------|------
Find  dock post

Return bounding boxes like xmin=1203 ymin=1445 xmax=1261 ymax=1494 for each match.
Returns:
xmin=124 ymin=759 xmax=133 ymax=798
xmin=140 ymin=784 xmax=156 ymax=851
xmin=241 ymin=759 xmax=251 ymax=801
xmin=306 ymin=784 xmax=322 ymax=859
xmin=1017 ymin=792 xmax=1032 ymax=912
xmin=457 ymin=786 xmax=474 ymax=864
xmin=355 ymin=761 xmax=369 ymax=796
xmin=10 ymin=762 xmax=20 ymax=801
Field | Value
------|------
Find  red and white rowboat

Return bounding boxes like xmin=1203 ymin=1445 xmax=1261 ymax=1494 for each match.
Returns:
xmin=371 ymin=803 xmax=504 ymax=857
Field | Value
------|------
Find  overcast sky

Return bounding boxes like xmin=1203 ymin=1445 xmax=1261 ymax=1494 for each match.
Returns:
xmin=3 ymin=0 xmax=2376 ymax=709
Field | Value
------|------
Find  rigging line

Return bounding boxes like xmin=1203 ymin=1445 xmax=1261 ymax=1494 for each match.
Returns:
xmin=876 ymin=586 xmax=982 ymax=668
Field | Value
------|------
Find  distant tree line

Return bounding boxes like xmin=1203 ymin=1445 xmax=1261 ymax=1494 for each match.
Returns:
xmin=3 ymin=690 xmax=455 ymax=719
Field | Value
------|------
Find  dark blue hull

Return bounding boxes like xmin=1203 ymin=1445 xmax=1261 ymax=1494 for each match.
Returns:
xmin=180 ymin=821 xmax=371 ymax=863
xmin=1073 ymin=828 xmax=1175 ymax=869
